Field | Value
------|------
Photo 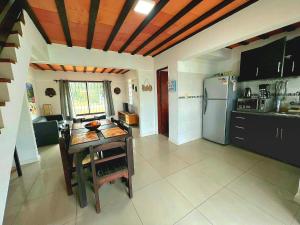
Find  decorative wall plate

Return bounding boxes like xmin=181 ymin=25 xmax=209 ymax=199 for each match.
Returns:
xmin=45 ymin=88 xmax=56 ymax=97
xmin=114 ymin=87 xmax=121 ymax=94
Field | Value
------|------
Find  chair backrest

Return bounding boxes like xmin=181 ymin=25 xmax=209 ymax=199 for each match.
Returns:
xmin=89 ymin=136 xmax=134 ymax=179
xmin=59 ymin=124 xmax=73 ymax=170
xmin=61 ymin=124 xmax=71 ymax=147
xmin=59 ymin=136 xmax=73 ymax=172
xmin=111 ymin=118 xmax=132 ymax=136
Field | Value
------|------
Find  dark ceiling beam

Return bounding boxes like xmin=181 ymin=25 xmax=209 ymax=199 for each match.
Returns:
xmin=87 ymin=0 xmax=100 ymax=49
xmin=83 ymin=66 xmax=87 ymax=72
xmin=73 ymin=66 xmax=77 ymax=72
xmin=32 ymin=63 xmax=45 ymax=70
xmin=103 ymin=0 xmax=136 ymax=51
xmin=145 ymin=0 xmax=235 ymax=56
xmin=47 ymin=64 xmax=56 ymax=71
xmin=92 ymin=67 xmax=97 ymax=73
xmin=132 ymin=0 xmax=203 ymax=55
xmin=118 ymin=0 xmax=169 ymax=53
xmin=258 ymin=33 xmax=270 ymax=40
xmin=283 ymin=25 xmax=296 ymax=32
xmin=61 ymin=65 xmax=66 ymax=71
xmin=24 ymin=1 xmax=51 ymax=44
xmin=108 ymin=68 xmax=115 ymax=73
xmin=239 ymin=41 xmax=249 ymax=45
xmin=152 ymin=0 xmax=258 ymax=57
xmin=55 ymin=0 xmax=72 ymax=47
xmin=101 ymin=68 xmax=106 ymax=73
xmin=121 ymin=69 xmax=130 ymax=74
xmin=116 ymin=69 xmax=124 ymax=74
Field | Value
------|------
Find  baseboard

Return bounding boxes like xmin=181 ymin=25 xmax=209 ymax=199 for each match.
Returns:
xmin=176 ymin=136 xmax=202 ymax=145
xmin=139 ymin=130 xmax=157 ymax=137
xmin=20 ymin=154 xmax=40 ymax=165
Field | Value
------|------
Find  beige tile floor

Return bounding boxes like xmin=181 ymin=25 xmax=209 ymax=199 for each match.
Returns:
xmin=4 ymin=133 xmax=300 ymax=225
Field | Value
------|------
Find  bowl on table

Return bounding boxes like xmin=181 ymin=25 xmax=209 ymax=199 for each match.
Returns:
xmin=84 ymin=120 xmax=101 ymax=131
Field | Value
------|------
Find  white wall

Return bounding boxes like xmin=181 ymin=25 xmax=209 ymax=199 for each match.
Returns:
xmin=16 ymin=94 xmax=40 ymax=164
xmin=45 ymin=44 xmax=153 ymax=71
xmin=31 ymin=69 xmax=128 ymax=117
xmin=176 ymin=59 xmax=214 ymax=144
xmin=125 ymin=70 xmax=140 ymax=114
xmin=137 ymin=69 xmax=156 ymax=137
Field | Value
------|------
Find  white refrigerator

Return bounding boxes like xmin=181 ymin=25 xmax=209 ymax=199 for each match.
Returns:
xmin=202 ymin=76 xmax=236 ymax=144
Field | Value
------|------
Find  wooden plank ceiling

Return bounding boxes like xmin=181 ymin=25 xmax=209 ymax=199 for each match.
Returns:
xmin=26 ymin=0 xmax=257 ymax=57
xmin=30 ymin=63 xmax=130 ymax=74
xmin=227 ymin=22 xmax=300 ymax=49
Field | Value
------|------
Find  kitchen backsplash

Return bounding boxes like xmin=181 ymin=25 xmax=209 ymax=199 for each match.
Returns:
xmin=237 ymin=76 xmax=300 ymax=103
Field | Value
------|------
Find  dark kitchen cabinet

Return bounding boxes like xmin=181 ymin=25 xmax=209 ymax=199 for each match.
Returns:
xmin=238 ymin=38 xmax=286 ymax=81
xmin=239 ymin=47 xmax=262 ymax=81
xmin=283 ymin=37 xmax=300 ymax=77
xmin=277 ymin=117 xmax=300 ymax=166
xmin=230 ymin=112 xmax=300 ymax=167
xmin=259 ymin=37 xmax=286 ymax=79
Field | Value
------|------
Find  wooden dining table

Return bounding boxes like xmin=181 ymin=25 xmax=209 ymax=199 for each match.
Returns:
xmin=68 ymin=119 xmax=131 ymax=208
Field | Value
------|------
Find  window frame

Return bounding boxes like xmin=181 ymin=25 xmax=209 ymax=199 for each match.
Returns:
xmin=69 ymin=81 xmax=106 ymax=116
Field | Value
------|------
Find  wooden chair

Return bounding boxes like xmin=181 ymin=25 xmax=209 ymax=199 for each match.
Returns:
xmin=59 ymin=125 xmax=93 ymax=195
xmin=88 ymin=136 xmax=134 ymax=213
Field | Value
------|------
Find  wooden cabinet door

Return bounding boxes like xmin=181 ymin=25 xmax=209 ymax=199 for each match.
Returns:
xmin=279 ymin=117 xmax=300 ymax=167
xmin=259 ymin=38 xmax=285 ymax=79
xmin=239 ymin=48 xmax=261 ymax=81
xmin=283 ymin=37 xmax=300 ymax=77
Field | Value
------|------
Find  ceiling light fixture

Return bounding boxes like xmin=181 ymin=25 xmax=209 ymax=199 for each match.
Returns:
xmin=134 ymin=0 xmax=155 ymax=15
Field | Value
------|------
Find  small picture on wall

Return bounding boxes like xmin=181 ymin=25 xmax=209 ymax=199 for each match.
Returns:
xmin=26 ymin=82 xmax=35 ymax=103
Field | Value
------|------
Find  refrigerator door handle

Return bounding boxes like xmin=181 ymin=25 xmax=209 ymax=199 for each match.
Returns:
xmin=204 ymin=88 xmax=208 ymax=114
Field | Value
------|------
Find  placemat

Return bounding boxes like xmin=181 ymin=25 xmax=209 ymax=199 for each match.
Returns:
xmin=71 ymin=131 xmax=99 ymax=145
xmin=101 ymin=127 xmax=127 ymax=138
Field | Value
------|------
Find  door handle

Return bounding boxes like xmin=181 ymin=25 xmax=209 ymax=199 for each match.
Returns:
xmin=278 ymin=61 xmax=281 ymax=73
xmin=235 ymin=137 xmax=245 ymax=141
xmin=275 ymin=128 xmax=279 ymax=138
xmin=256 ymin=67 xmax=259 ymax=77
xmin=235 ymin=116 xmax=245 ymax=120
xmin=235 ymin=126 xmax=245 ymax=130
xmin=280 ymin=128 xmax=283 ymax=140
xmin=204 ymin=98 xmax=208 ymax=114
xmin=292 ymin=61 xmax=295 ymax=73
xmin=203 ymin=88 xmax=208 ymax=114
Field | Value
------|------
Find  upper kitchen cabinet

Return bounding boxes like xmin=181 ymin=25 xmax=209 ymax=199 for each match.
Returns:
xmin=259 ymin=37 xmax=286 ymax=79
xmin=238 ymin=47 xmax=262 ymax=81
xmin=283 ymin=36 xmax=300 ymax=77
xmin=239 ymin=38 xmax=286 ymax=81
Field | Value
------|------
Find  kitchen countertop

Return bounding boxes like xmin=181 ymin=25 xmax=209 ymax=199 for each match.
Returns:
xmin=232 ymin=110 xmax=300 ymax=119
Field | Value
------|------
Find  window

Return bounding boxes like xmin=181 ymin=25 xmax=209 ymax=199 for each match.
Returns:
xmin=69 ymin=82 xmax=105 ymax=115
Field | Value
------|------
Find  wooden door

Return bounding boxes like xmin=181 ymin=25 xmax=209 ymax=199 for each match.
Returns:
xmin=157 ymin=70 xmax=169 ymax=136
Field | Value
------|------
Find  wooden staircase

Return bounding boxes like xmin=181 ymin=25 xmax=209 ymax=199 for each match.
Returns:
xmin=0 ymin=17 xmax=25 ymax=132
